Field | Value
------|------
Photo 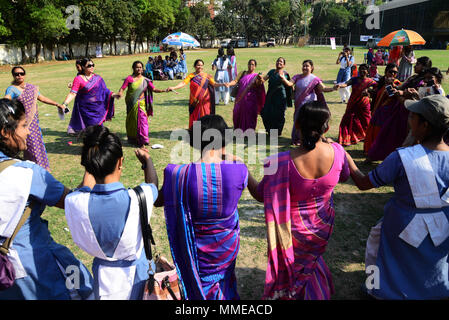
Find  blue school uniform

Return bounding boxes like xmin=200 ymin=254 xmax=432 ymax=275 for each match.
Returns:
xmin=366 ymin=146 xmax=449 ymax=299
xmin=0 ymin=151 xmax=94 ymax=300
xmin=64 ymin=182 xmax=158 ymax=300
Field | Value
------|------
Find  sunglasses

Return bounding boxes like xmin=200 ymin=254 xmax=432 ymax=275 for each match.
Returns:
xmin=85 ymin=64 xmax=95 ymax=68
xmin=13 ymin=72 xmax=25 ymax=76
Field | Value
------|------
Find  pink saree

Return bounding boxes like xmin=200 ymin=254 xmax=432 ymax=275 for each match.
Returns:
xmin=232 ymin=72 xmax=266 ymax=131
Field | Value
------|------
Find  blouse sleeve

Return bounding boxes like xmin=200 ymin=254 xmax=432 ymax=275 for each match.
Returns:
xmin=208 ymin=75 xmax=215 ymax=86
xmin=5 ymin=86 xmax=21 ymax=99
xmin=368 ymin=150 xmax=402 ymax=188
xmin=70 ymin=76 xmax=83 ymax=94
xmin=334 ymin=143 xmax=350 ymax=182
xmin=183 ymin=73 xmax=195 ymax=85
xmin=147 ymin=79 xmax=155 ymax=91
xmin=121 ymin=76 xmax=134 ymax=90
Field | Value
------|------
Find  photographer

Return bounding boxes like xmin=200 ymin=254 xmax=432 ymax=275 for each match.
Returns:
xmin=417 ymin=67 xmax=445 ymax=98
xmin=335 ymin=47 xmax=354 ymax=103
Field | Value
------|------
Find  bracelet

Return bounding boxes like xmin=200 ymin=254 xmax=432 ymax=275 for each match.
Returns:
xmin=62 ymin=102 xmax=68 ymax=107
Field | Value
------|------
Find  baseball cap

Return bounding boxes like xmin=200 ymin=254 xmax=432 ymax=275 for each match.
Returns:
xmin=404 ymin=95 xmax=449 ymax=129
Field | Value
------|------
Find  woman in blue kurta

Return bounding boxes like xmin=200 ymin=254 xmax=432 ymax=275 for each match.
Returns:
xmin=346 ymin=94 xmax=449 ymax=299
xmin=0 ymin=98 xmax=93 ymax=300
xmin=64 ymin=125 xmax=159 ymax=300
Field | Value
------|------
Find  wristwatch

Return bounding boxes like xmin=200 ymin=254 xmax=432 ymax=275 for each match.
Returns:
xmin=141 ymin=162 xmax=147 ymax=170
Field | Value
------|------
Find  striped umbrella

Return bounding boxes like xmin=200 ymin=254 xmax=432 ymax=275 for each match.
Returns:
xmin=377 ymin=29 xmax=426 ymax=47
xmin=162 ymin=32 xmax=200 ymax=47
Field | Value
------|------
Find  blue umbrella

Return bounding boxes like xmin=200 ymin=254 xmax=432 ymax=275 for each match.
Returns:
xmin=162 ymin=32 xmax=200 ymax=47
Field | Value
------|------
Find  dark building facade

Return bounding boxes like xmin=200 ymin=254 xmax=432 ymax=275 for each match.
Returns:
xmin=363 ymin=0 xmax=449 ymax=48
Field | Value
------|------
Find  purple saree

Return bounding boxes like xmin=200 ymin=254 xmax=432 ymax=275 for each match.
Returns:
xmin=291 ymin=74 xmax=327 ymax=145
xmin=18 ymin=84 xmax=50 ymax=171
xmin=68 ymin=74 xmax=115 ymax=134
xmin=232 ymin=72 xmax=266 ymax=131
xmin=163 ymin=162 xmax=248 ymax=300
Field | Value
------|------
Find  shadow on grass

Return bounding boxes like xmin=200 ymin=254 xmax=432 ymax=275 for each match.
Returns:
xmin=235 ymin=267 xmax=266 ymax=300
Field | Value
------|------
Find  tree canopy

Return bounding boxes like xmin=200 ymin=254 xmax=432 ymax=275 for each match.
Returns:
xmin=0 ymin=0 xmax=367 ymax=62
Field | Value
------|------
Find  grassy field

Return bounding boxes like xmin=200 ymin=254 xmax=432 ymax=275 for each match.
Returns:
xmin=1 ymin=46 xmax=448 ymax=300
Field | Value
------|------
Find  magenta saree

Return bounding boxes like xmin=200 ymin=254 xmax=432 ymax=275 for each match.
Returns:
xmin=232 ymin=72 xmax=266 ymax=131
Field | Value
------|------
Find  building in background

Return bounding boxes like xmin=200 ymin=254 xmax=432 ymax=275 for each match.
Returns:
xmin=362 ymin=0 xmax=449 ymax=48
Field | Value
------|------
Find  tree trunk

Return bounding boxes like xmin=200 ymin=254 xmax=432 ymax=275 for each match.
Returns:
xmin=85 ymin=40 xmax=89 ymax=57
xmin=49 ymin=43 xmax=56 ymax=60
xmin=114 ymin=37 xmax=117 ymax=55
xmin=128 ymin=38 xmax=132 ymax=54
xmin=68 ymin=42 xmax=74 ymax=59
xmin=133 ymin=38 xmax=137 ymax=54
xmin=35 ymin=42 xmax=42 ymax=62
xmin=20 ymin=47 xmax=26 ymax=64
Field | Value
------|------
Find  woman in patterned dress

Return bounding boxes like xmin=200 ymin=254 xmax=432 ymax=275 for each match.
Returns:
xmin=4 ymin=66 xmax=65 ymax=171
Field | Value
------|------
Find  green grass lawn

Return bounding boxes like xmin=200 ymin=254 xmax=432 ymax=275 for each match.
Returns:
xmin=1 ymin=46 xmax=448 ymax=300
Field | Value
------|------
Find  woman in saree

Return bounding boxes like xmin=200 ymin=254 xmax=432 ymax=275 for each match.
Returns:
xmin=61 ymin=58 xmax=116 ymax=135
xmin=366 ymin=57 xmax=432 ymax=161
xmin=363 ymin=63 xmax=404 ymax=161
xmin=281 ymin=59 xmax=336 ymax=145
xmin=336 ymin=64 xmax=377 ymax=146
xmin=155 ymin=115 xmax=247 ymax=300
xmin=225 ymin=59 xmax=266 ymax=132
xmin=260 ymin=57 xmax=293 ymax=136
xmin=116 ymin=61 xmax=166 ymax=147
xmin=167 ymin=59 xmax=226 ymax=128
xmin=247 ymin=101 xmax=350 ymax=300
xmin=4 ymin=66 xmax=65 ymax=171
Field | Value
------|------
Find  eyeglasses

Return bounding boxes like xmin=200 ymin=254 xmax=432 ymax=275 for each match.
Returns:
xmin=388 ymin=70 xmax=398 ymax=75
xmin=86 ymin=64 xmax=95 ymax=68
xmin=13 ymin=72 xmax=25 ymax=76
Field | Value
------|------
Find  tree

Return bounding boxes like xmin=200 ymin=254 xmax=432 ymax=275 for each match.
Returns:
xmin=0 ymin=12 xmax=11 ymax=38
xmin=189 ymin=1 xmax=216 ymax=46
xmin=310 ymin=1 xmax=352 ymax=36
xmin=29 ymin=4 xmax=69 ymax=61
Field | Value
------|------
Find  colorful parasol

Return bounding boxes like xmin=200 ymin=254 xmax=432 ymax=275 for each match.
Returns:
xmin=162 ymin=32 xmax=200 ymax=47
xmin=377 ymin=29 xmax=426 ymax=47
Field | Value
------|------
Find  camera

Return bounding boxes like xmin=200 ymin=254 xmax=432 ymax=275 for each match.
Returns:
xmin=385 ymin=85 xmax=395 ymax=97
xmin=426 ymin=79 xmax=435 ymax=87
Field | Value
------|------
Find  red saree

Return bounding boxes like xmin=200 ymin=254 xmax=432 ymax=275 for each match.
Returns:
xmin=187 ymin=72 xmax=215 ymax=128
xmin=338 ymin=77 xmax=377 ymax=146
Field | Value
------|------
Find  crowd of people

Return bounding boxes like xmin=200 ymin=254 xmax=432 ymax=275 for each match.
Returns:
xmin=144 ymin=48 xmax=188 ymax=81
xmin=1 ymin=45 xmax=449 ymax=301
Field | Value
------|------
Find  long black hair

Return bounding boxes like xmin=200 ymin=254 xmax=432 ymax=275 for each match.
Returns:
xmin=0 ymin=98 xmax=26 ymax=158
xmin=296 ymin=101 xmax=331 ymax=150
xmin=81 ymin=125 xmax=123 ymax=180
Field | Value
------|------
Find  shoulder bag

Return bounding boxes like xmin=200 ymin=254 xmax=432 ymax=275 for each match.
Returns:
xmin=0 ymin=160 xmax=33 ymax=291
xmin=133 ymin=186 xmax=184 ymax=300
